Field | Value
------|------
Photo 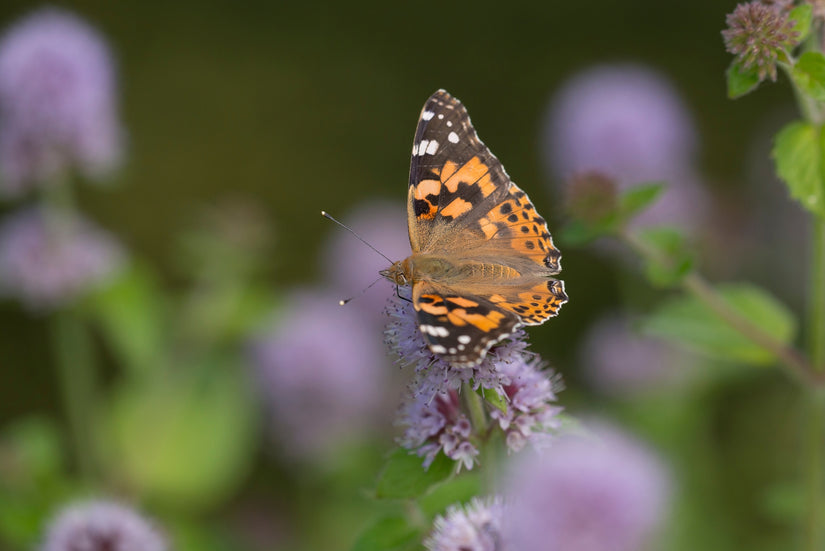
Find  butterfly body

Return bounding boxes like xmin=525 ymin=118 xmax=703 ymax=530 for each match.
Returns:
xmin=383 ymin=90 xmax=567 ymax=367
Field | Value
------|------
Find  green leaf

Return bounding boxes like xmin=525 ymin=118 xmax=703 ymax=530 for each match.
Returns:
xmin=772 ymin=120 xmax=825 ymax=217
xmin=791 ymin=52 xmax=825 ymax=102
xmin=375 ymin=448 xmax=454 ymax=499
xmin=636 ymin=227 xmax=694 ymax=287
xmin=618 ymin=182 xmax=665 ymax=219
xmin=558 ymin=218 xmax=612 ymax=246
xmin=101 ymin=360 xmax=258 ymax=510
xmin=727 ymin=60 xmax=762 ymax=99
xmin=87 ymin=263 xmax=168 ymax=378
xmin=790 ymin=4 xmax=813 ymax=42
xmin=475 ymin=386 xmax=507 ymax=414
xmin=417 ymin=473 xmax=482 ymax=517
xmin=351 ymin=516 xmax=421 ymax=551
xmin=642 ymin=283 xmax=797 ymax=365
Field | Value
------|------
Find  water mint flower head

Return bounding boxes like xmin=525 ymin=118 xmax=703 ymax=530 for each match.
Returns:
xmin=722 ymin=1 xmax=801 ymax=82
xmin=0 ymin=8 xmax=123 ymax=195
xmin=424 ymin=496 xmax=505 ymax=551
xmin=503 ymin=425 xmax=670 ymax=551
xmin=249 ymin=290 xmax=391 ymax=460
xmin=0 ymin=207 xmax=123 ymax=311
xmin=41 ymin=500 xmax=167 ymax=551
xmin=397 ymin=385 xmax=479 ymax=470
xmin=388 ymin=292 xmax=563 ymax=465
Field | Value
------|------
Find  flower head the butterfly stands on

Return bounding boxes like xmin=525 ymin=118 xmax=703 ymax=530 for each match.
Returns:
xmin=386 ymin=291 xmax=563 ymax=469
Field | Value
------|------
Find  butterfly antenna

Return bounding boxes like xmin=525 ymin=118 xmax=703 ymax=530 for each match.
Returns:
xmin=320 ymin=210 xmax=394 ymax=264
xmin=338 ymin=276 xmax=384 ymax=306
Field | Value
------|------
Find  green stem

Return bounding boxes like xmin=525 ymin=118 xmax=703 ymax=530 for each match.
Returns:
xmin=51 ymin=309 xmax=98 ymax=482
xmin=805 ymin=219 xmax=825 ymax=551
xmin=464 ymin=384 xmax=487 ymax=435
xmin=806 ymin=391 xmax=825 ymax=551
xmin=620 ymin=230 xmax=815 ymax=384
xmin=810 ymin=219 xmax=825 ymax=371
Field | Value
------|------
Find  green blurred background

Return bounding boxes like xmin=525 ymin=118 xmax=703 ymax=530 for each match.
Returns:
xmin=0 ymin=0 xmax=810 ymax=550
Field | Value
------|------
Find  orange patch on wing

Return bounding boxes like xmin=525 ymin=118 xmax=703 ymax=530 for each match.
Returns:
xmin=448 ymin=309 xmax=505 ymax=332
xmin=440 ymin=160 xmax=459 ymax=182
xmin=476 ymin=173 xmax=496 ymax=197
xmin=478 ymin=217 xmax=498 ymax=239
xmin=414 ymin=179 xmax=441 ymax=200
xmin=441 ymin=197 xmax=473 ymax=218
xmin=443 ymin=156 xmax=489 ymax=193
xmin=446 ymin=296 xmax=479 ymax=308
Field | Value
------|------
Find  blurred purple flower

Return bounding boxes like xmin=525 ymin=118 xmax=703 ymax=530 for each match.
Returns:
xmin=425 ymin=496 xmax=505 ymax=551
xmin=320 ymin=200 xmax=410 ymax=324
xmin=249 ymin=290 xmax=390 ymax=459
xmin=0 ymin=8 xmax=122 ymax=195
xmin=0 ymin=207 xmax=123 ymax=311
xmin=503 ymin=425 xmax=670 ymax=551
xmin=42 ymin=499 xmax=166 ymax=551
xmin=544 ymin=64 xmax=706 ymax=230
xmin=580 ymin=313 xmax=692 ymax=396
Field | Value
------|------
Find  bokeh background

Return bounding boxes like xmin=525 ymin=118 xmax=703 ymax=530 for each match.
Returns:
xmin=0 ymin=0 xmax=811 ymax=550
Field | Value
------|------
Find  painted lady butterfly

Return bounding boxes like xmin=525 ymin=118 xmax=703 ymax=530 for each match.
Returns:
xmin=381 ymin=90 xmax=567 ymax=366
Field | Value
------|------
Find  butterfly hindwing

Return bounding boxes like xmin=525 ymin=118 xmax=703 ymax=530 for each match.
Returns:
xmin=412 ymin=280 xmax=522 ymax=367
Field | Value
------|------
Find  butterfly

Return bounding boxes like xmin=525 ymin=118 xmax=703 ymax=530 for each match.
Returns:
xmin=380 ymin=90 xmax=567 ymax=367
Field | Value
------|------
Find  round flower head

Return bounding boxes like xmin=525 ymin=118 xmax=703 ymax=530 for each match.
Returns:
xmin=0 ymin=207 xmax=123 ymax=311
xmin=503 ymin=425 xmax=670 ymax=551
xmin=425 ymin=496 xmax=505 ymax=551
xmin=249 ymin=289 xmax=390 ymax=460
xmin=544 ymin=64 xmax=705 ymax=230
xmin=388 ymin=293 xmax=563 ymax=465
xmin=0 ymin=8 xmax=122 ymax=195
xmin=723 ymin=1 xmax=800 ymax=82
xmin=41 ymin=499 xmax=166 ymax=551
xmin=580 ymin=313 xmax=693 ymax=396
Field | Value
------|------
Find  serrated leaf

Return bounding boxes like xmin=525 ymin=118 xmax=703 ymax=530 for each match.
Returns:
xmin=618 ymin=182 xmax=665 ymax=218
xmin=790 ymin=4 xmax=813 ymax=42
xmin=351 ymin=516 xmax=421 ymax=551
xmin=642 ymin=283 xmax=797 ymax=365
xmin=417 ymin=473 xmax=482 ymax=517
xmin=727 ymin=60 xmax=762 ymax=99
xmin=772 ymin=120 xmax=825 ymax=217
xmin=636 ymin=227 xmax=694 ymax=287
xmin=791 ymin=52 xmax=825 ymax=101
xmin=375 ymin=448 xmax=454 ymax=499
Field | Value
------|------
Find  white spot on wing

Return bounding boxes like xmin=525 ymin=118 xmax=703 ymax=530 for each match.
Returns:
xmin=438 ymin=113 xmax=444 ymax=119
xmin=426 ymin=140 xmax=439 ymax=155
xmin=430 ymin=344 xmax=447 ymax=354
xmin=422 ymin=110 xmax=434 ymax=120
xmin=448 ymin=131 xmax=459 ymax=144
xmin=458 ymin=335 xmax=471 ymax=344
xmin=446 ymin=121 xmax=453 ymax=127
xmin=418 ymin=140 xmax=429 ymax=156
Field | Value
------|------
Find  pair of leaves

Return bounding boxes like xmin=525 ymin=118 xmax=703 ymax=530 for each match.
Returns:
xmin=561 ymin=183 xmax=664 ymax=246
xmin=352 ymin=449 xmax=481 ymax=551
xmin=727 ymin=4 xmax=813 ymax=98
xmin=642 ymin=282 xmax=796 ymax=366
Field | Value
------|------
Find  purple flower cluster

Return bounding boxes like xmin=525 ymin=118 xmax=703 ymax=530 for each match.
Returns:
xmin=0 ymin=8 xmax=122 ymax=195
xmin=386 ymin=293 xmax=562 ymax=469
xmin=544 ymin=64 xmax=706 ymax=231
xmin=502 ymin=425 xmax=670 ymax=551
xmin=0 ymin=207 xmax=123 ymax=311
xmin=423 ymin=426 xmax=671 ymax=551
xmin=249 ymin=290 xmax=391 ymax=460
xmin=424 ymin=496 xmax=504 ymax=551
xmin=723 ymin=1 xmax=800 ymax=82
xmin=41 ymin=500 xmax=167 ymax=551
